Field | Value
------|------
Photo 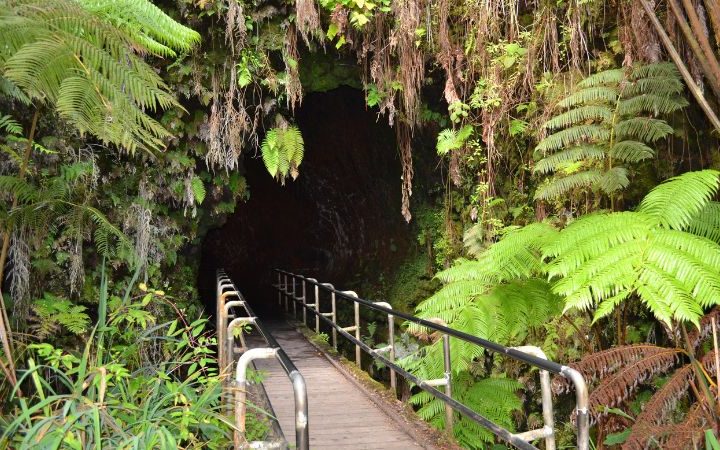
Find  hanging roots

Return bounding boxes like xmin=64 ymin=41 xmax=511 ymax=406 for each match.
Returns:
xmin=296 ymin=0 xmax=324 ymax=46
xmin=392 ymin=0 xmax=425 ymax=128
xmin=225 ymin=0 xmax=247 ymax=56
xmin=397 ymin=121 xmax=414 ymax=222
xmin=9 ymin=228 xmax=30 ymax=317
xmin=284 ymin=24 xmax=303 ymax=112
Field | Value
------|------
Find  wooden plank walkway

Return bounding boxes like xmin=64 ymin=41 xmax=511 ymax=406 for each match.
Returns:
xmin=250 ymin=321 xmax=425 ymax=449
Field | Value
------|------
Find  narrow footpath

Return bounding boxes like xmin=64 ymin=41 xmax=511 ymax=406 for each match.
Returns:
xmin=250 ymin=321 xmax=426 ymax=449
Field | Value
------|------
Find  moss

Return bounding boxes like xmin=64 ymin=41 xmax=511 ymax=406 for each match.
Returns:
xmin=299 ymin=51 xmax=362 ymax=93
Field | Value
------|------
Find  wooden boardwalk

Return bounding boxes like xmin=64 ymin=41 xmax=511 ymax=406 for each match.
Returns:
xmin=250 ymin=321 xmax=426 ymax=449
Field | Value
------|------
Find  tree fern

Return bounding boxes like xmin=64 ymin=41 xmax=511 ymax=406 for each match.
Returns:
xmin=547 ymin=171 xmax=720 ymax=327
xmin=0 ymin=0 xmax=200 ymax=153
xmin=403 ymin=225 xmax=561 ymax=448
xmin=260 ymin=125 xmax=305 ymax=183
xmin=409 ymin=372 xmax=522 ymax=449
xmin=534 ymin=63 xmax=687 ymax=202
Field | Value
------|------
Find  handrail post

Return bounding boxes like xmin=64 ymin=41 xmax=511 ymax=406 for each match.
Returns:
xmin=302 ymin=279 xmax=307 ymax=325
xmin=354 ymin=299 xmax=361 ymax=366
xmin=314 ymin=284 xmax=320 ymax=334
xmin=277 ymin=271 xmax=281 ymax=307
xmin=233 ymin=347 xmax=278 ymax=449
xmin=388 ymin=313 xmax=396 ymax=392
xmin=442 ymin=334 xmax=453 ymax=434
xmin=227 ymin=316 xmax=256 ymax=379
xmin=290 ymin=370 xmax=310 ymax=450
xmin=511 ymin=346 xmax=556 ymax=450
xmin=284 ymin=274 xmax=289 ymax=312
xmin=292 ymin=276 xmax=297 ymax=319
xmin=563 ymin=367 xmax=590 ymax=450
xmin=331 ymin=291 xmax=337 ymax=350
xmin=218 ymin=290 xmax=239 ymax=377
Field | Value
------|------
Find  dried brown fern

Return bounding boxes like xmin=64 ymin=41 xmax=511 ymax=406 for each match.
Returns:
xmin=585 ymin=349 xmax=682 ymax=424
xmin=553 ymin=344 xmax=672 ymax=394
xmin=686 ymin=308 xmax=720 ymax=349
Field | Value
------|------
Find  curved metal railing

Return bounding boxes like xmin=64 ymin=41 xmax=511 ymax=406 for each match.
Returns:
xmin=273 ymin=268 xmax=589 ymax=450
xmin=217 ymin=270 xmax=309 ymax=450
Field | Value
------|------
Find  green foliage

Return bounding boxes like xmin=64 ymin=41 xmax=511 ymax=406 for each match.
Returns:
xmin=31 ymin=292 xmax=90 ymax=338
xmin=260 ymin=125 xmax=305 ymax=183
xmin=548 ymin=170 xmax=720 ymax=327
xmin=0 ymin=167 xmax=133 ymax=264
xmin=0 ymin=274 xmax=246 ymax=449
xmin=437 ymin=125 xmax=473 ymax=156
xmin=534 ymin=63 xmax=687 ymax=202
xmin=0 ymin=0 xmax=199 ymax=153
xmin=409 ymin=373 xmax=522 ymax=449
xmin=76 ymin=0 xmax=200 ymax=57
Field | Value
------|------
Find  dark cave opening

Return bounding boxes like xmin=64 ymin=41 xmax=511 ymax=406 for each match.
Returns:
xmin=199 ymin=86 xmax=412 ymax=318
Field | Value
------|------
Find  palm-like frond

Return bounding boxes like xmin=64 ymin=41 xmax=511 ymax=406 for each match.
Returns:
xmin=0 ymin=0 xmax=199 ymax=153
xmin=76 ymin=0 xmax=200 ymax=57
xmin=638 ymin=169 xmax=720 ymax=230
xmin=534 ymin=63 xmax=685 ymax=202
xmin=548 ymin=206 xmax=720 ymax=326
xmin=261 ymin=125 xmax=305 ymax=182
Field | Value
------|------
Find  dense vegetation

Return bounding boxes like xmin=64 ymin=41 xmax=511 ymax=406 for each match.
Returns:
xmin=2 ymin=0 xmax=720 ymax=448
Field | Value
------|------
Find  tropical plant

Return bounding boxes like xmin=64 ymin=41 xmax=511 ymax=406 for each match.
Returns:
xmin=0 ymin=0 xmax=200 ymax=153
xmin=401 ymin=224 xmax=563 ymax=448
xmin=551 ymin=170 xmax=720 ymax=328
xmin=553 ymin=310 xmax=720 ymax=448
xmin=0 ymin=270 xmax=270 ymax=449
xmin=260 ymin=125 xmax=305 ymax=183
xmin=533 ymin=63 xmax=687 ymax=205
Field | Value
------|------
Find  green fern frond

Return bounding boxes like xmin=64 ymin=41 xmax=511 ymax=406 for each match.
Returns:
xmin=533 ymin=170 xmax=602 ymax=200
xmin=261 ymin=125 xmax=305 ymax=182
xmin=609 ymin=140 xmax=655 ymax=163
xmin=77 ymin=0 xmax=201 ymax=57
xmin=557 ymin=86 xmax=619 ymax=108
xmin=686 ymin=202 xmax=720 ymax=243
xmin=543 ymin=105 xmax=613 ymax=130
xmin=578 ymin=68 xmax=625 ymax=87
xmin=0 ymin=114 xmax=22 ymax=135
xmin=638 ymin=170 xmax=720 ymax=230
xmin=614 ymin=117 xmax=674 ymax=142
xmin=624 ymin=77 xmax=685 ymax=97
xmin=617 ymin=94 xmax=688 ymax=116
xmin=535 ymin=124 xmax=610 ymax=152
xmin=0 ymin=0 xmax=197 ymax=153
xmin=630 ymin=62 xmax=681 ymax=79
xmin=533 ymin=145 xmax=605 ymax=174
xmin=190 ymin=176 xmax=205 ymax=205
xmin=598 ymin=167 xmax=629 ymax=193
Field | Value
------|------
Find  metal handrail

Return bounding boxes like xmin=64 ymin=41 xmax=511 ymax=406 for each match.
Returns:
xmin=273 ymin=268 xmax=589 ymax=450
xmin=217 ymin=270 xmax=309 ymax=450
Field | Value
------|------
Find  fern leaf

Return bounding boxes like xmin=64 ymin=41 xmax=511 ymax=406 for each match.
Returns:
xmin=191 ymin=177 xmax=205 ymax=204
xmin=0 ymin=114 xmax=22 ymax=135
xmin=543 ymin=105 xmax=613 ymax=130
xmin=639 ymin=169 xmax=720 ymax=230
xmin=556 ymin=86 xmax=619 ymax=108
xmin=536 ymin=124 xmax=610 ymax=152
xmin=533 ymin=145 xmax=606 ymax=175
xmin=598 ymin=166 xmax=629 ymax=194
xmin=686 ymin=202 xmax=720 ymax=243
xmin=608 ymin=140 xmax=654 ymax=163
xmin=533 ymin=170 xmax=603 ymax=200
xmin=613 ymin=117 xmax=673 ymax=142
xmin=577 ymin=68 xmax=626 ymax=87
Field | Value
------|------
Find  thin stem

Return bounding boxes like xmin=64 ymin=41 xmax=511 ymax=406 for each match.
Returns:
xmin=639 ymin=0 xmax=720 ymax=134
xmin=0 ymin=109 xmax=39 ymax=394
xmin=667 ymin=0 xmax=720 ymax=98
